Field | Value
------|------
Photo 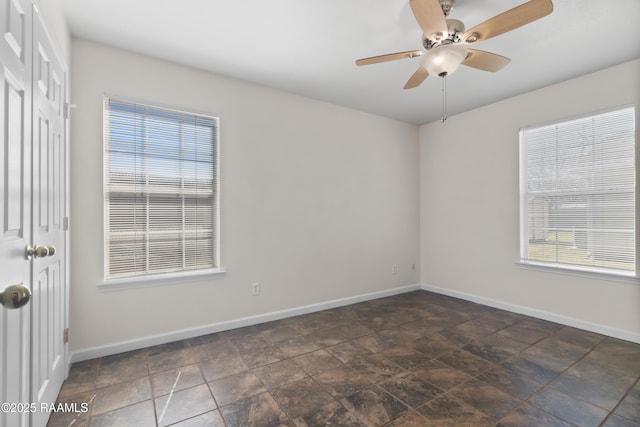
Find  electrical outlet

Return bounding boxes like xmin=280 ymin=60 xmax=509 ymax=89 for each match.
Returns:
xmin=392 ymin=264 xmax=397 ymax=274
xmin=251 ymin=282 xmax=260 ymax=296
xmin=410 ymin=264 xmax=416 ymax=271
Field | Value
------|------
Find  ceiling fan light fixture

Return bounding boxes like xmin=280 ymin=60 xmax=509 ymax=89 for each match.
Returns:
xmin=421 ymin=43 xmax=468 ymax=77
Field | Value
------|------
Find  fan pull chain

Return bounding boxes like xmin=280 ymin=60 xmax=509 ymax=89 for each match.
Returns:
xmin=441 ymin=76 xmax=448 ymax=123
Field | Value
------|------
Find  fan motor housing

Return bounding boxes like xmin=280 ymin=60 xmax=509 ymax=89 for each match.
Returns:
xmin=423 ymin=19 xmax=465 ymax=50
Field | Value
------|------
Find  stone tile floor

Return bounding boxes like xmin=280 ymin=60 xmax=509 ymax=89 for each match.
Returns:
xmin=48 ymin=291 xmax=640 ymax=426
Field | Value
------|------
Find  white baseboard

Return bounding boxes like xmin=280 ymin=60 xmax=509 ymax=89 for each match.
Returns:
xmin=420 ymin=283 xmax=640 ymax=344
xmin=71 ymin=281 xmax=639 ymax=363
xmin=70 ymin=283 xmax=422 ymax=363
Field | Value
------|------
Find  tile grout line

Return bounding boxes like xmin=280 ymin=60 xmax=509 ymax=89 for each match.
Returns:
xmin=496 ymin=337 xmax=613 ymax=427
xmin=598 ymin=375 xmax=640 ymax=426
xmin=424 ymin=323 xmax=597 ymax=425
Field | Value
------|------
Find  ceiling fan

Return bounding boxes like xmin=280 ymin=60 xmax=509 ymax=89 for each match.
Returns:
xmin=356 ymin=0 xmax=553 ymax=90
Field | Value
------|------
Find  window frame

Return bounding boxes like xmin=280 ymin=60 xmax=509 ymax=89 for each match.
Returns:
xmin=99 ymin=94 xmax=224 ymax=289
xmin=517 ymin=105 xmax=638 ymax=281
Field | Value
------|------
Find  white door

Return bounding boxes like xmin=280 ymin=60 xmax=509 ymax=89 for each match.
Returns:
xmin=0 ymin=0 xmax=31 ymax=426
xmin=0 ymin=1 xmax=68 ymax=427
xmin=1 ymin=0 xmax=33 ymax=426
xmin=30 ymin=7 xmax=68 ymax=427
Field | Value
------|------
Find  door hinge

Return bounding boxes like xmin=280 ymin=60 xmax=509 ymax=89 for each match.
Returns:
xmin=63 ymin=216 xmax=69 ymax=231
xmin=64 ymin=102 xmax=76 ymax=120
xmin=63 ymin=328 xmax=69 ymax=344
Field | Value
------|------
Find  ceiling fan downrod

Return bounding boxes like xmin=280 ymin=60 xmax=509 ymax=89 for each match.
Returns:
xmin=439 ymin=0 xmax=455 ymax=16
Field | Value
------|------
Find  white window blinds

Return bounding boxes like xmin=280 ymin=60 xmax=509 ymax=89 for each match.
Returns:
xmin=519 ymin=106 xmax=636 ymax=275
xmin=103 ymin=97 xmax=219 ymax=279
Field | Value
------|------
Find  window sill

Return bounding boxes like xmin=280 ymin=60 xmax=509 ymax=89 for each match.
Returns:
xmin=515 ymin=260 xmax=639 ymax=285
xmin=97 ymin=268 xmax=226 ymax=291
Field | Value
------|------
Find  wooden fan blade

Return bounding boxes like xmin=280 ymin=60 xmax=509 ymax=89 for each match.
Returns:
xmin=462 ymin=49 xmax=511 ymax=72
xmin=404 ymin=67 xmax=429 ymax=89
xmin=410 ymin=0 xmax=448 ymax=40
xmin=463 ymin=0 xmax=553 ymax=43
xmin=355 ymin=50 xmax=423 ymax=66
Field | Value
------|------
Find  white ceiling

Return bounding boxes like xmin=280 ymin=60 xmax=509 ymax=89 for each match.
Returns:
xmin=59 ymin=0 xmax=640 ymax=125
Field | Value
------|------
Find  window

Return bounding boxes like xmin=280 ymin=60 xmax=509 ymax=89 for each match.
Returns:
xmin=103 ymin=96 xmax=220 ymax=281
xmin=519 ymin=106 xmax=636 ymax=276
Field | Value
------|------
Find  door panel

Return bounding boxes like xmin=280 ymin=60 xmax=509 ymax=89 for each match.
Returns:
xmin=0 ymin=0 xmax=32 ymax=427
xmin=33 ymin=262 xmax=63 ymax=398
xmin=37 ymin=115 xmax=49 ymax=230
xmin=4 ymin=0 xmax=26 ymax=60
xmin=6 ymin=78 xmax=24 ymax=231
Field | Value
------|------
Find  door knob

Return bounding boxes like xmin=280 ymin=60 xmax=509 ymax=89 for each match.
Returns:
xmin=25 ymin=245 xmax=49 ymax=260
xmin=0 ymin=283 xmax=32 ymax=309
xmin=46 ymin=245 xmax=56 ymax=256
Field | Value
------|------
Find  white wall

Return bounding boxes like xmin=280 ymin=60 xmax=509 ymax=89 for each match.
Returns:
xmin=420 ymin=59 xmax=640 ymax=341
xmin=69 ymin=39 xmax=420 ymax=356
